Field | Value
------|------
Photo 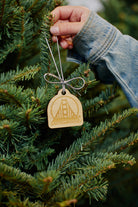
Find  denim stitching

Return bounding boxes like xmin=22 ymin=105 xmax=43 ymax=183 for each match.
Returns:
xmin=69 ymin=12 xmax=138 ymax=105
xmin=89 ymin=28 xmax=117 ymax=64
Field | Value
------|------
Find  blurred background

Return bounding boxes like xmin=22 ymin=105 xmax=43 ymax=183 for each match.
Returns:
xmin=68 ymin=0 xmax=103 ymax=11
xmin=68 ymin=0 xmax=138 ymax=39
xmin=68 ymin=0 xmax=138 ymax=206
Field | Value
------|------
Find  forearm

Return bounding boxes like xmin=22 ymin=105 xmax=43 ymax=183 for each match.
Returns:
xmin=67 ymin=12 xmax=138 ymax=108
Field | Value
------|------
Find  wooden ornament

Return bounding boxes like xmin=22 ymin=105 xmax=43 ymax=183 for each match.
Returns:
xmin=47 ymin=89 xmax=83 ymax=129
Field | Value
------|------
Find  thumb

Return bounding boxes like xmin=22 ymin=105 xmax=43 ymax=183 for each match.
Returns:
xmin=50 ymin=22 xmax=84 ymax=36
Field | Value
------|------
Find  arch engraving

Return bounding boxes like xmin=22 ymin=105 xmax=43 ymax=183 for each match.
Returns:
xmin=47 ymin=89 xmax=83 ymax=128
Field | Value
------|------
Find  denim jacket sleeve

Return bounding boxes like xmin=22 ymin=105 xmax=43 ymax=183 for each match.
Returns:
xmin=67 ymin=12 xmax=138 ymax=108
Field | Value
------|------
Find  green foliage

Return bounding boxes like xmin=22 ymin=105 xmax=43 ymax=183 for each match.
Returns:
xmin=0 ymin=0 xmax=138 ymax=206
xmin=100 ymin=0 xmax=138 ymax=39
xmin=0 ymin=0 xmax=65 ymax=71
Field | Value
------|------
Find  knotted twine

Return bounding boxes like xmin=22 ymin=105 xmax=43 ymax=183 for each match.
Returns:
xmin=44 ymin=33 xmax=85 ymax=94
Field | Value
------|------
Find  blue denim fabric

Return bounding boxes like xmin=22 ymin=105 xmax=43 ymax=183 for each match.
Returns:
xmin=67 ymin=12 xmax=138 ymax=108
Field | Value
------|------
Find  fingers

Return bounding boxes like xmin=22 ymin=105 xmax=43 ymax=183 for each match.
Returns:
xmin=52 ymin=36 xmax=73 ymax=49
xmin=60 ymin=40 xmax=69 ymax=49
xmin=50 ymin=22 xmax=84 ymax=36
xmin=60 ymin=36 xmax=73 ymax=49
xmin=51 ymin=6 xmax=75 ymax=22
xmin=50 ymin=6 xmax=90 ymax=49
xmin=60 ymin=40 xmax=73 ymax=49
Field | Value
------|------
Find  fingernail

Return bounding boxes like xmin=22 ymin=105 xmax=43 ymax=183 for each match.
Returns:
xmin=60 ymin=41 xmax=65 ymax=48
xmin=50 ymin=26 xmax=59 ymax=34
xmin=60 ymin=41 xmax=68 ymax=49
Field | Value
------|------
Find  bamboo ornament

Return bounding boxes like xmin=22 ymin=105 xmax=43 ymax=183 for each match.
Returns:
xmin=47 ymin=89 xmax=83 ymax=128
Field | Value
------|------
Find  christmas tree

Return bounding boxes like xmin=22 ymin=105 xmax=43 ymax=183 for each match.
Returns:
xmin=0 ymin=0 xmax=138 ymax=206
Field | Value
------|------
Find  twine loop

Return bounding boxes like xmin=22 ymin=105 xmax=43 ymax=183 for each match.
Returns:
xmin=44 ymin=73 xmax=85 ymax=94
xmin=44 ymin=33 xmax=85 ymax=94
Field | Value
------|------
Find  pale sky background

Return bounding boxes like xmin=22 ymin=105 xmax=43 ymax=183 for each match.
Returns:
xmin=67 ymin=0 xmax=103 ymax=11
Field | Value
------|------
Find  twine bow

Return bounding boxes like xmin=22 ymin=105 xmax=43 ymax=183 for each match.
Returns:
xmin=44 ymin=33 xmax=85 ymax=94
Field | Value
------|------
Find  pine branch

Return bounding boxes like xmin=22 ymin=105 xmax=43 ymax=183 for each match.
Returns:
xmin=16 ymin=5 xmax=25 ymax=62
xmin=80 ymin=108 xmax=138 ymax=152
xmin=55 ymin=199 xmax=77 ymax=207
xmin=0 ymin=65 xmax=41 ymax=85
xmin=106 ymin=131 xmax=138 ymax=153
xmin=0 ymin=0 xmax=5 ymax=25
xmin=40 ymin=13 xmax=53 ymax=86
xmin=83 ymin=87 xmax=117 ymax=117
xmin=0 ymin=163 xmax=37 ymax=191
xmin=16 ymin=0 xmax=20 ymax=6
xmin=0 ymin=105 xmax=9 ymax=120
xmin=17 ymin=104 xmax=45 ymax=129
xmin=27 ymin=0 xmax=64 ymax=18
xmin=0 ymin=119 xmax=26 ymax=153
xmin=48 ymin=152 xmax=135 ymax=204
xmin=48 ymin=174 xmax=108 ymax=205
xmin=67 ymin=63 xmax=98 ymax=94
xmin=80 ymin=152 xmax=136 ymax=172
xmin=0 ymin=39 xmax=22 ymax=64
xmin=0 ymin=87 xmax=23 ymax=107
xmin=0 ymin=162 xmax=54 ymax=198
xmin=48 ymin=108 xmax=138 ymax=172
xmin=1 ymin=191 xmax=43 ymax=207
xmin=66 ymin=152 xmax=136 ymax=178
xmin=27 ymin=0 xmax=40 ymax=12
xmin=1 ymin=144 xmax=54 ymax=171
xmin=0 ymin=84 xmax=35 ymax=108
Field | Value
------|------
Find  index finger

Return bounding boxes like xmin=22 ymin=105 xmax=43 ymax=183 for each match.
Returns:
xmin=51 ymin=6 xmax=74 ymax=22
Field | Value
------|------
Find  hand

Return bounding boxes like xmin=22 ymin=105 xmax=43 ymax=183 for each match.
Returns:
xmin=50 ymin=6 xmax=90 ymax=49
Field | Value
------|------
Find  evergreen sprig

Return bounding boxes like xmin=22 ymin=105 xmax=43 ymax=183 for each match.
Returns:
xmin=83 ymin=86 xmax=117 ymax=117
xmin=48 ymin=108 xmax=138 ymax=172
xmin=0 ymin=65 xmax=41 ymax=85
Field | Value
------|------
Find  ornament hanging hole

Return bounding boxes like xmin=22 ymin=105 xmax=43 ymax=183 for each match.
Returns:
xmin=62 ymin=90 xmax=66 ymax=95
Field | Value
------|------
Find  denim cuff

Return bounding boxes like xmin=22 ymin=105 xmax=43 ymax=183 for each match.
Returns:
xmin=67 ymin=12 xmax=138 ymax=109
xmin=67 ymin=11 xmax=117 ymax=64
